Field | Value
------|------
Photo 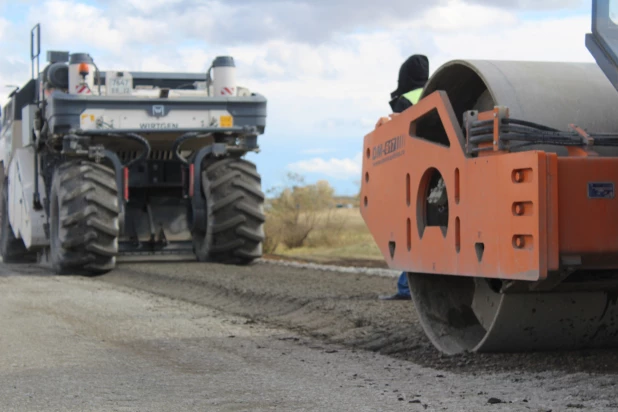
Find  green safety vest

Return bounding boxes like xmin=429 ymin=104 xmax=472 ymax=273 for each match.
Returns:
xmin=402 ymin=88 xmax=423 ymax=105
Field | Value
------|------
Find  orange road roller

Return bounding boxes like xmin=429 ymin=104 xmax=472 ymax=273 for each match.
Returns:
xmin=361 ymin=0 xmax=618 ymax=354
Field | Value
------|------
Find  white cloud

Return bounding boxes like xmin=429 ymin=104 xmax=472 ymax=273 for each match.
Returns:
xmin=301 ymin=148 xmax=337 ymax=155
xmin=0 ymin=17 xmax=9 ymax=42
xmin=125 ymin=0 xmax=184 ymax=14
xmin=30 ymin=1 xmax=126 ymax=51
xmin=114 ymin=16 xmax=170 ymax=44
xmin=288 ymin=152 xmax=362 ymax=179
xmin=412 ymin=0 xmax=519 ymax=32
xmin=431 ymin=15 xmax=593 ymax=63
xmin=472 ymin=0 xmax=583 ymax=10
xmin=360 ymin=118 xmax=378 ymax=128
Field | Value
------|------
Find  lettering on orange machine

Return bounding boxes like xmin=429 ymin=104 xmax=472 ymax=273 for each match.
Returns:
xmin=372 ymin=135 xmax=405 ymax=166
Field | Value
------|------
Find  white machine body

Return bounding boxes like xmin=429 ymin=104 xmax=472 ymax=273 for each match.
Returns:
xmin=68 ymin=53 xmax=95 ymax=95
xmin=211 ymin=56 xmax=237 ymax=97
xmin=0 ymin=51 xmax=256 ymax=256
xmin=78 ymin=108 xmax=235 ymax=130
xmin=7 ymin=147 xmax=49 ymax=249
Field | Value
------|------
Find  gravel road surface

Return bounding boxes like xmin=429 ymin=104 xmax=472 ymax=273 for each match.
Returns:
xmin=1 ymin=260 xmax=617 ymax=411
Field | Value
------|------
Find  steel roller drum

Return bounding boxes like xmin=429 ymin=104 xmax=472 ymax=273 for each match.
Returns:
xmin=423 ymin=59 xmax=618 ymax=155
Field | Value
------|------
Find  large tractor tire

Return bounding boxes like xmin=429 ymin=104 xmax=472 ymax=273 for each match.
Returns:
xmin=193 ymin=156 xmax=266 ymax=265
xmin=49 ymin=160 xmax=120 ymax=275
xmin=0 ymin=179 xmax=37 ymax=263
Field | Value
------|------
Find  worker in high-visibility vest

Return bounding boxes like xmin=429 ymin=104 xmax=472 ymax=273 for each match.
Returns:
xmin=389 ymin=54 xmax=428 ymax=112
xmin=378 ymin=54 xmax=429 ymax=301
xmin=375 ymin=54 xmax=428 ymax=127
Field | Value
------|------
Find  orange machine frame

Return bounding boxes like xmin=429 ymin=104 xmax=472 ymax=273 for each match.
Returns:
xmin=361 ymin=91 xmax=618 ymax=282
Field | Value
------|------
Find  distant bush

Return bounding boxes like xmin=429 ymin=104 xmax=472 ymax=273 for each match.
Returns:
xmin=263 ymin=173 xmax=348 ymax=253
xmin=304 ymin=208 xmax=348 ymax=248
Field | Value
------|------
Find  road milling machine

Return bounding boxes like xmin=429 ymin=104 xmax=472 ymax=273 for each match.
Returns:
xmin=0 ymin=25 xmax=267 ymax=274
xmin=361 ymin=0 xmax=618 ymax=354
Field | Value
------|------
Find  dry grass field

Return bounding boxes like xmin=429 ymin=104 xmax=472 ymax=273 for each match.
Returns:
xmin=266 ymin=207 xmax=385 ymax=266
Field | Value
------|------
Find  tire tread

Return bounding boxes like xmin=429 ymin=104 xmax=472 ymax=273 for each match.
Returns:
xmin=50 ymin=160 xmax=119 ymax=275
xmin=193 ymin=156 xmax=265 ymax=265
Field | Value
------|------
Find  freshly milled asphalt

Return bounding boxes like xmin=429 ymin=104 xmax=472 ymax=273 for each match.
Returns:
xmin=0 ymin=260 xmax=617 ymax=411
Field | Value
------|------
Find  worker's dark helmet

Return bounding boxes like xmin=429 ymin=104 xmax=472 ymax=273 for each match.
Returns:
xmin=391 ymin=54 xmax=429 ymax=99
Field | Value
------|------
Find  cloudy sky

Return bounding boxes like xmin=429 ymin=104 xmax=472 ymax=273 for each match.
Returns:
xmin=0 ymin=0 xmax=598 ymax=195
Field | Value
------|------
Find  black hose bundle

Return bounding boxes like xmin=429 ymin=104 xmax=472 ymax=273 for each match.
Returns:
xmin=467 ymin=118 xmax=618 ymax=148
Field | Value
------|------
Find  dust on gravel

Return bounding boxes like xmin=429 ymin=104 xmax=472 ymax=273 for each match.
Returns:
xmin=99 ymin=260 xmax=618 ymax=376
